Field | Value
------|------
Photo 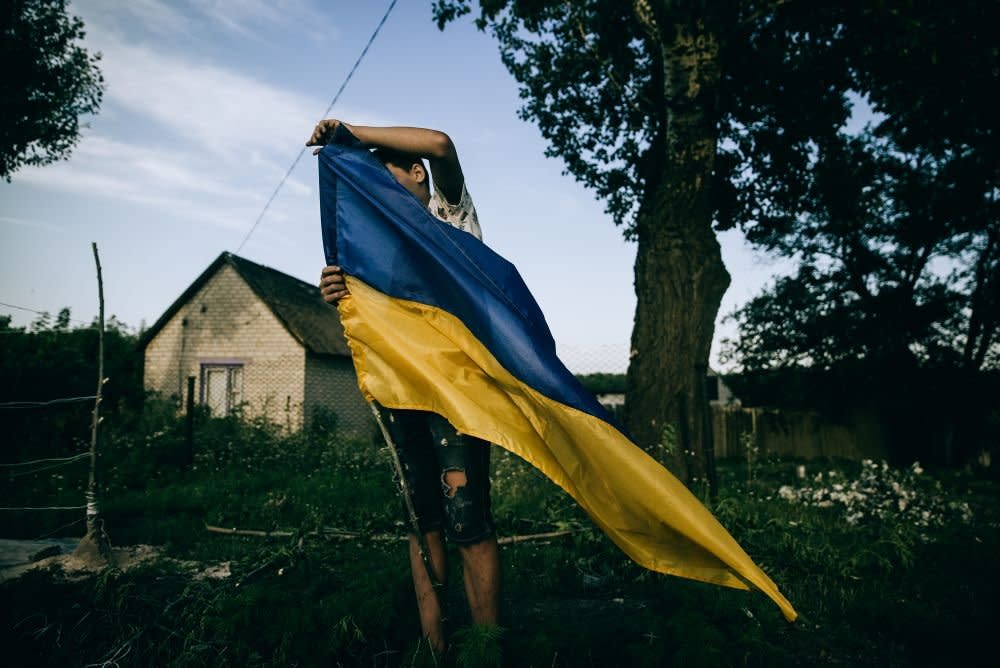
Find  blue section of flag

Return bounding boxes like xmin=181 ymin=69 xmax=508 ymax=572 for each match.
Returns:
xmin=317 ymin=133 xmax=618 ymax=428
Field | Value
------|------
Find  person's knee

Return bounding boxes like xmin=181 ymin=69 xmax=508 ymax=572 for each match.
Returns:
xmin=440 ymin=467 xmax=494 ymax=545
xmin=442 ymin=468 xmax=467 ymax=497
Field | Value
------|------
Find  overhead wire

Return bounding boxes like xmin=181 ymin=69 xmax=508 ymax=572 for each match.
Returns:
xmin=235 ymin=0 xmax=400 ymax=254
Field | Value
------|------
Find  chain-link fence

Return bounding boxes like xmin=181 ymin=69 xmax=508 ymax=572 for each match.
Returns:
xmin=556 ymin=342 xmax=629 ymax=376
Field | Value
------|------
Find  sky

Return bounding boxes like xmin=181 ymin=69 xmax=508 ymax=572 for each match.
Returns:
xmin=0 ymin=0 xmax=796 ymax=374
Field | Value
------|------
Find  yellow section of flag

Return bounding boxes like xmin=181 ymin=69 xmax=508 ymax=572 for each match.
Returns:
xmin=339 ymin=276 xmax=797 ymax=622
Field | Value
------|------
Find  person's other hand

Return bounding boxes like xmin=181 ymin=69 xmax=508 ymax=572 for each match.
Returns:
xmin=307 ymin=119 xmax=351 ymax=155
xmin=319 ymin=265 xmax=349 ymax=304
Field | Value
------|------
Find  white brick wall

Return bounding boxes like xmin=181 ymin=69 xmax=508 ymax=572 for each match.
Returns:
xmin=144 ymin=264 xmax=307 ymax=428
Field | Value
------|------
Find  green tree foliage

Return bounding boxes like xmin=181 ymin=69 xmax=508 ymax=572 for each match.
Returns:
xmin=0 ymin=0 xmax=104 ymax=181
xmin=722 ymin=2 xmax=998 ymax=375
xmin=432 ymin=0 xmax=871 ymax=483
xmin=717 ymin=3 xmax=998 ymax=464
xmin=722 ymin=131 xmax=999 ymax=374
xmin=0 ymin=310 xmax=142 ymax=462
xmin=434 ymin=1 xmax=998 ymax=473
xmin=575 ymin=373 xmax=628 ymax=395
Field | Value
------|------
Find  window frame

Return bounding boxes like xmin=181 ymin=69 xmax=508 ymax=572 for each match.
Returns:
xmin=199 ymin=361 xmax=245 ymax=416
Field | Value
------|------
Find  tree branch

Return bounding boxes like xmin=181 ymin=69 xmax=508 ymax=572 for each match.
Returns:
xmin=203 ymin=523 xmax=579 ymax=545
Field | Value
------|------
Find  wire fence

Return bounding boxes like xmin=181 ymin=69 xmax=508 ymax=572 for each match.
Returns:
xmin=0 ymin=395 xmax=95 ymax=533
xmin=1 ymin=245 xmax=105 ymax=548
xmin=0 ymin=396 xmax=98 ymax=409
xmin=558 ymin=342 xmax=630 ymax=376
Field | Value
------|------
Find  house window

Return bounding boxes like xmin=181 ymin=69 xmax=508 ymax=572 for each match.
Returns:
xmin=201 ymin=364 xmax=243 ymax=416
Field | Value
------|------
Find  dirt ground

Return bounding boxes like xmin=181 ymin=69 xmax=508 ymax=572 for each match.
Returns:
xmin=0 ymin=538 xmax=230 ymax=583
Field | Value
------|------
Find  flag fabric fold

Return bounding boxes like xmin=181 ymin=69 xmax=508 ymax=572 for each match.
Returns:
xmin=317 ymin=133 xmax=797 ymax=622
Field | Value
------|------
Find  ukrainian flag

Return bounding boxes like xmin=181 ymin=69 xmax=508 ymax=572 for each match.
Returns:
xmin=317 ymin=131 xmax=796 ymax=622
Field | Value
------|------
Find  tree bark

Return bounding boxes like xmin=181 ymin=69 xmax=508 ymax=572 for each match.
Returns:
xmin=626 ymin=4 xmax=730 ymax=486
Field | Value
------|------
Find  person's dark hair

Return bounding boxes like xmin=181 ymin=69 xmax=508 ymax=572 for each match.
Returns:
xmin=372 ymin=147 xmax=426 ymax=174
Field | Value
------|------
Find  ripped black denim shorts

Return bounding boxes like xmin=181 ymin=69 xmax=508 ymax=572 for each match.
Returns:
xmin=373 ymin=403 xmax=495 ymax=546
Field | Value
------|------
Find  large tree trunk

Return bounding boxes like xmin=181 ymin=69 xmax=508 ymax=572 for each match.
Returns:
xmin=626 ymin=4 xmax=730 ymax=487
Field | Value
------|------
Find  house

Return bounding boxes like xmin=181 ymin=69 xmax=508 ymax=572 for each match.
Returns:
xmin=140 ymin=252 xmax=371 ymax=435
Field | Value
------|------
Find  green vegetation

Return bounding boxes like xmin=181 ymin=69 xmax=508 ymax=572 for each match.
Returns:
xmin=575 ymin=372 xmax=627 ymax=395
xmin=1 ymin=0 xmax=105 ymax=181
xmin=3 ymin=406 xmax=998 ymax=666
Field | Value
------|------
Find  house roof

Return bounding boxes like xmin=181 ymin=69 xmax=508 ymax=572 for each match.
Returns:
xmin=139 ymin=252 xmax=351 ymax=356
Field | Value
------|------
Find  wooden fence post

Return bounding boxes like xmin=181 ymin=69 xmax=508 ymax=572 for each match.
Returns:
xmin=73 ymin=242 xmax=113 ymax=565
xmin=186 ymin=376 xmax=196 ymax=467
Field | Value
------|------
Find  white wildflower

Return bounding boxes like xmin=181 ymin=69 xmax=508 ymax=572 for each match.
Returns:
xmin=772 ymin=459 xmax=974 ymax=534
xmin=778 ymin=485 xmax=797 ymax=501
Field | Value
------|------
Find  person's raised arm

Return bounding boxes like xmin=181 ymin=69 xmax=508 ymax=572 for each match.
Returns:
xmin=307 ymin=120 xmax=465 ymax=204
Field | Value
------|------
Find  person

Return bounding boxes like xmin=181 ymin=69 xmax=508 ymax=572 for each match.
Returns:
xmin=308 ymin=121 xmax=500 ymax=655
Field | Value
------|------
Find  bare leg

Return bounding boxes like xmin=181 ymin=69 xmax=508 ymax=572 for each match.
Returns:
xmin=408 ymin=530 xmax=448 ymax=653
xmin=458 ymin=536 xmax=500 ymax=625
xmin=440 ymin=468 xmax=501 ymax=626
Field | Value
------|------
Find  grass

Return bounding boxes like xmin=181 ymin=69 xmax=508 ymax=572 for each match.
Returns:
xmin=2 ymin=408 xmax=999 ymax=666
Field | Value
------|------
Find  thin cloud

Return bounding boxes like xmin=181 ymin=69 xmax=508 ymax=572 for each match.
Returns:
xmin=79 ymin=0 xmax=340 ymax=42
xmin=91 ymin=34 xmax=386 ymax=162
xmin=187 ymin=0 xmax=341 ymax=40
xmin=16 ymin=136 xmax=267 ymax=231
xmin=0 ymin=215 xmax=63 ymax=232
xmin=76 ymin=0 xmax=194 ymax=37
xmin=15 ymin=3 xmax=385 ymax=245
xmin=33 ymin=134 xmax=262 ymax=201
xmin=96 ymin=40 xmax=319 ymax=156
